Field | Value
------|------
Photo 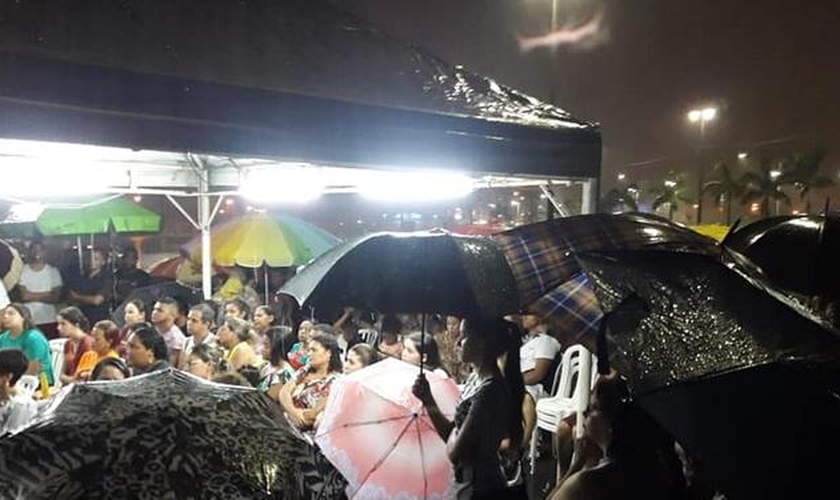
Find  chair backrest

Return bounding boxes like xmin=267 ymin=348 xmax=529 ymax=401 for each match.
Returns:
xmin=48 ymin=338 xmax=68 ymax=384
xmin=555 ymin=344 xmax=587 ymax=400
xmin=15 ymin=374 xmax=40 ymax=399
xmin=546 ymin=353 xmax=565 ymax=396
xmin=358 ymin=329 xmax=379 ymax=346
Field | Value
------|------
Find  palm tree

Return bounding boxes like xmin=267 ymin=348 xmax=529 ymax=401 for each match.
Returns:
xmin=785 ymin=146 xmax=834 ymax=214
xmin=600 ymin=184 xmax=639 ymax=213
xmin=702 ymin=162 xmax=745 ymax=225
xmin=740 ymin=159 xmax=791 ymax=217
xmin=650 ymin=172 xmax=691 ymax=221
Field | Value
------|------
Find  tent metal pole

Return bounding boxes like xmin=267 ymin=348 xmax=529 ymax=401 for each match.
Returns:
xmin=193 ymin=158 xmax=214 ymax=300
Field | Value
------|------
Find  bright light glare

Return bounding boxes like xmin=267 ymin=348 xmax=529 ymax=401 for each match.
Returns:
xmin=240 ymin=166 xmax=324 ymax=203
xmin=358 ymin=171 xmax=474 ymax=202
xmin=687 ymin=107 xmax=717 ymax=123
xmin=769 ymin=170 xmax=781 ymax=180
xmin=2 ymin=202 xmax=45 ymax=223
xmin=664 ymin=180 xmax=677 ymax=188
xmin=617 ymin=173 xmax=626 ymax=181
xmin=738 ymin=152 xmax=748 ymax=160
xmin=1 ymin=161 xmax=119 ymax=197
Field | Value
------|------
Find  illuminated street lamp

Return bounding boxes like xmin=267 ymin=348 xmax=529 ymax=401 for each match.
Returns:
xmin=737 ymin=152 xmax=748 ymax=160
xmin=617 ymin=172 xmax=626 ymax=181
xmin=687 ymin=105 xmax=718 ymax=224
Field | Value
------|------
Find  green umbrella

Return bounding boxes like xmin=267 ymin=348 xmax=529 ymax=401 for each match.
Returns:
xmin=35 ymin=198 xmax=161 ymax=236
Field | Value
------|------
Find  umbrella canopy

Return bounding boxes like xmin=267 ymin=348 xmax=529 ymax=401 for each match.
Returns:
xmin=38 ymin=198 xmax=161 ymax=236
xmin=498 ymin=214 xmax=840 ymax=497
xmin=494 ymin=212 xmax=718 ymax=311
xmin=0 ymin=369 xmax=300 ymax=499
xmin=638 ymin=363 xmax=840 ymax=499
xmin=315 ymin=358 xmax=460 ymax=499
xmin=147 ymin=255 xmax=184 ymax=280
xmin=723 ymin=215 xmax=840 ymax=299
xmin=182 ymin=213 xmax=340 ymax=268
xmin=279 ymin=231 xmax=520 ymax=319
xmin=0 ymin=238 xmax=23 ymax=290
xmin=575 ymin=249 xmax=840 ymax=392
xmin=0 ymin=198 xmax=161 ymax=237
xmin=111 ymin=281 xmax=203 ymax=326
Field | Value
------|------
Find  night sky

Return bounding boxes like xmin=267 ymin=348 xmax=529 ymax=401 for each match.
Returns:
xmin=342 ymin=0 xmax=840 ymax=193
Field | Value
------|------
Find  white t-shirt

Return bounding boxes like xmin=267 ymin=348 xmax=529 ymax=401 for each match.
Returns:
xmin=520 ymin=333 xmax=561 ymax=375
xmin=18 ymin=264 xmax=63 ymax=325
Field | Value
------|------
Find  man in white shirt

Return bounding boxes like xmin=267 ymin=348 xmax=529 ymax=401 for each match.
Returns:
xmin=17 ymin=242 xmax=62 ymax=335
xmin=519 ymin=314 xmax=561 ymax=448
xmin=151 ymin=297 xmax=186 ymax=367
xmin=178 ymin=303 xmax=217 ymax=370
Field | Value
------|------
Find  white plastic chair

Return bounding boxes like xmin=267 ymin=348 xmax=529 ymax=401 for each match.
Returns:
xmin=15 ymin=374 xmax=40 ymax=400
xmin=358 ymin=329 xmax=379 ymax=346
xmin=528 ymin=344 xmax=594 ymax=474
xmin=48 ymin=338 xmax=68 ymax=389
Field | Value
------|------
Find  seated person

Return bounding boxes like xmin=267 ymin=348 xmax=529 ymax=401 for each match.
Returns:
xmin=277 ymin=333 xmax=342 ymax=431
xmin=377 ymin=315 xmax=404 ymax=359
xmin=186 ymin=343 xmax=226 ymax=381
xmin=549 ymin=373 xmax=681 ymax=500
xmin=90 ymin=357 xmax=132 ymax=381
xmin=73 ymin=320 xmax=121 ymax=381
xmin=401 ymin=332 xmax=448 ymax=377
xmin=126 ymin=323 xmax=171 ymax=375
xmin=217 ymin=317 xmax=259 ymax=371
xmin=288 ymin=320 xmax=313 ymax=370
xmin=343 ymin=343 xmax=381 ymax=374
xmin=0 ymin=348 xmax=39 ymax=434
xmin=519 ymin=314 xmax=561 ymax=445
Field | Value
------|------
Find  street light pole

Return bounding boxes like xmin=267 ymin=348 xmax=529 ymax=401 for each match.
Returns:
xmin=687 ymin=106 xmax=718 ymax=224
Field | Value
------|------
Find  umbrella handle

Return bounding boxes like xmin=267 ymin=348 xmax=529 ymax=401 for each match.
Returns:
xmin=419 ymin=313 xmax=426 ymax=376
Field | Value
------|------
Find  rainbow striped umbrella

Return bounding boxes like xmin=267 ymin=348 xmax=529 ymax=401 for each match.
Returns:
xmin=182 ymin=213 xmax=340 ymax=268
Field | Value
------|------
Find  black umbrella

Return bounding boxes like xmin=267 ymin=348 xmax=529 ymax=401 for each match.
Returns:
xmin=279 ymin=231 xmax=519 ymax=320
xmin=111 ymin=281 xmax=204 ymax=326
xmin=576 ymin=249 xmax=840 ymax=392
xmin=575 ymin=249 xmax=840 ymax=498
xmin=723 ymin=214 xmax=840 ymax=299
xmin=0 ymin=370 xmax=345 ymax=499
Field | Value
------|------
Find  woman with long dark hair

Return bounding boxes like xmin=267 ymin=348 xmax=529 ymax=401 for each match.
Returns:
xmin=413 ymin=317 xmax=526 ymax=499
xmin=0 ymin=304 xmax=53 ymax=385
xmin=56 ymin=306 xmax=92 ymax=385
xmin=277 ymin=332 xmax=343 ymax=431
xmin=258 ymin=325 xmax=297 ymax=393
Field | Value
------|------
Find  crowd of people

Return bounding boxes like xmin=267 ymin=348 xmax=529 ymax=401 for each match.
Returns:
xmin=0 ymin=242 xmax=713 ymax=499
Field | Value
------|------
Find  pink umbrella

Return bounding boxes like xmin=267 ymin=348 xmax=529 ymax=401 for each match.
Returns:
xmin=315 ymin=358 xmax=460 ymax=499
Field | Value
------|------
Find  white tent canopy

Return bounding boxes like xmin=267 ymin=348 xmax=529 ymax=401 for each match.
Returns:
xmin=0 ymin=137 xmax=595 ymax=298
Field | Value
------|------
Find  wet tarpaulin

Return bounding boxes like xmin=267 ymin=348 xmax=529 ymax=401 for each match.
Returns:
xmin=0 ymin=0 xmax=600 ymax=178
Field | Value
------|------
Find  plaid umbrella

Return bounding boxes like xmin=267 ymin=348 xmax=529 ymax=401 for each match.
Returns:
xmin=494 ymin=213 xmax=717 ymax=307
xmin=494 ymin=213 xmax=717 ymax=343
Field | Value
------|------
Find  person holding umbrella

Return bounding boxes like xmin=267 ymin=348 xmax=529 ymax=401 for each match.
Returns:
xmin=413 ymin=317 xmax=526 ymax=500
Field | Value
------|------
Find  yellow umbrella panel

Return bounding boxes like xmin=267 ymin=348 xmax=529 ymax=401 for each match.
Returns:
xmin=184 ymin=214 xmax=340 ymax=268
